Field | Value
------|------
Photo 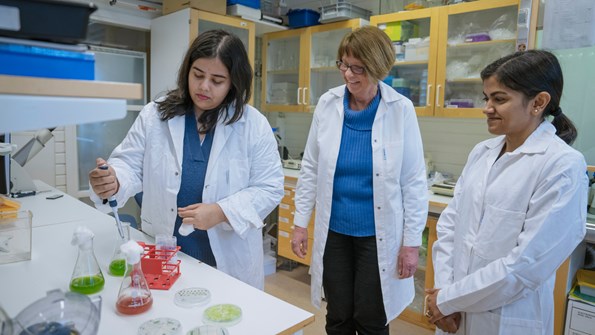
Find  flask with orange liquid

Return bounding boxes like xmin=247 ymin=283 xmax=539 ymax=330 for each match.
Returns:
xmin=116 ymin=240 xmax=153 ymax=315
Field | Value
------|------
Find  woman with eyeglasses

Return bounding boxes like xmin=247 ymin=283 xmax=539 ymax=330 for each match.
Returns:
xmin=290 ymin=25 xmax=428 ymax=334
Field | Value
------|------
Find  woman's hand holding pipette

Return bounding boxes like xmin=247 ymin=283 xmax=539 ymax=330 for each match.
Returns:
xmin=89 ymin=158 xmax=120 ymax=199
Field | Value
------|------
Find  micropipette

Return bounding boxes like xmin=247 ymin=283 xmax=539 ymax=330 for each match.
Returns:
xmin=99 ymin=165 xmax=125 ymax=239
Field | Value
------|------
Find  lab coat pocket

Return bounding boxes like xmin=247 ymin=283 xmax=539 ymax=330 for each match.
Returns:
xmin=474 ymin=205 xmax=526 ymax=260
xmin=228 ymin=159 xmax=250 ymax=194
xmin=384 ymin=141 xmax=404 ymax=181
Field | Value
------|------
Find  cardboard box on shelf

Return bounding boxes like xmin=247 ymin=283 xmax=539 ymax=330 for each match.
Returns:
xmin=162 ymin=0 xmax=226 ymax=15
xmin=565 ymin=298 xmax=595 ymax=335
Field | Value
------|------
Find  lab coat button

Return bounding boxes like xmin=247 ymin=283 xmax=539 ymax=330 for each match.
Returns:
xmin=175 ymin=172 xmax=179 ymax=176
xmin=171 ymin=208 xmax=174 ymax=212
xmin=379 ymin=238 xmax=383 ymax=241
xmin=376 ymin=173 xmax=380 ymax=177
xmin=382 ymin=268 xmax=385 ymax=272
xmin=377 ymin=206 xmax=381 ymax=210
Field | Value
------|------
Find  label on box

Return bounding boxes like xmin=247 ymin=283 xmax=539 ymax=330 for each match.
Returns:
xmin=566 ymin=300 xmax=595 ymax=335
xmin=0 ymin=5 xmax=20 ymax=31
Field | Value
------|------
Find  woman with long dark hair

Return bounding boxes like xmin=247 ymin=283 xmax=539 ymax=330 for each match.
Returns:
xmin=88 ymin=30 xmax=284 ymax=289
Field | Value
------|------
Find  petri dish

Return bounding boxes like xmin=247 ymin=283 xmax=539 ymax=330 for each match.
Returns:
xmin=174 ymin=287 xmax=211 ymax=308
xmin=202 ymin=304 xmax=242 ymax=328
xmin=186 ymin=325 xmax=229 ymax=335
xmin=138 ymin=317 xmax=182 ymax=335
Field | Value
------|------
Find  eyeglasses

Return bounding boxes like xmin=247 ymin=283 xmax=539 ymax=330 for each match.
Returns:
xmin=336 ymin=60 xmax=365 ymax=75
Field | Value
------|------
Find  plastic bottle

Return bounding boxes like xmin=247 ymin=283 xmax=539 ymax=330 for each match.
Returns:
xmin=108 ymin=222 xmax=131 ymax=276
xmin=116 ymin=240 xmax=153 ymax=315
xmin=69 ymin=227 xmax=105 ymax=295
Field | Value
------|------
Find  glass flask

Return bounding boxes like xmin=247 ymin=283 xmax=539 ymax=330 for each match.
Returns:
xmin=108 ymin=222 xmax=131 ymax=276
xmin=116 ymin=240 xmax=153 ymax=315
xmin=69 ymin=227 xmax=105 ymax=295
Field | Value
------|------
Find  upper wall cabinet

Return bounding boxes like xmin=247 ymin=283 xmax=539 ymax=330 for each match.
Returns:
xmin=261 ymin=19 xmax=366 ymax=113
xmin=372 ymin=0 xmax=520 ymax=118
xmin=151 ymin=8 xmax=255 ymax=101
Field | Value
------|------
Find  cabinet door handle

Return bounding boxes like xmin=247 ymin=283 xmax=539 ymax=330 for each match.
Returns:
xmin=435 ymin=84 xmax=441 ymax=107
xmin=426 ymin=84 xmax=432 ymax=106
xmin=297 ymin=87 xmax=302 ymax=105
xmin=302 ymin=87 xmax=308 ymax=105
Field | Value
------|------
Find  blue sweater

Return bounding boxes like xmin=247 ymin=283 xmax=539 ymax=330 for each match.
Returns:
xmin=329 ymin=87 xmax=380 ymax=237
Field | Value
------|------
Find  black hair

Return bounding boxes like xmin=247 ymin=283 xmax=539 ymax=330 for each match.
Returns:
xmin=155 ymin=29 xmax=252 ymax=133
xmin=480 ymin=50 xmax=577 ymax=144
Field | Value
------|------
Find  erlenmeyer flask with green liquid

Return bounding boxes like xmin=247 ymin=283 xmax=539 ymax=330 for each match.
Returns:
xmin=108 ymin=222 xmax=131 ymax=276
xmin=69 ymin=226 xmax=105 ymax=295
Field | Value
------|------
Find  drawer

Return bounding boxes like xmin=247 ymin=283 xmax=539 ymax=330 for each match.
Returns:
xmin=282 ymin=186 xmax=295 ymax=205
xmin=278 ymin=202 xmax=295 ymax=219
xmin=278 ymin=229 xmax=312 ymax=266
xmin=278 ymin=211 xmax=315 ymax=239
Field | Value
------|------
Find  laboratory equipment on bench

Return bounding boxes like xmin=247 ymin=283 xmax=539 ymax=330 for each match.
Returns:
xmin=139 ymin=242 xmax=181 ymax=290
xmin=430 ymin=180 xmax=456 ymax=197
xmin=108 ymin=222 xmax=131 ymax=276
xmin=116 ymin=240 xmax=153 ymax=315
xmin=203 ymin=304 xmax=242 ymax=328
xmin=137 ymin=317 xmax=182 ymax=335
xmin=70 ymin=226 xmax=105 ymax=295
xmin=1 ymin=289 xmax=101 ymax=335
xmin=98 ymin=165 xmax=125 ymax=239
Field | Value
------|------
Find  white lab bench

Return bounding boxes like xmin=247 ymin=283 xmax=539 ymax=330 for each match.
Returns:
xmin=0 ymin=181 xmax=314 ymax=335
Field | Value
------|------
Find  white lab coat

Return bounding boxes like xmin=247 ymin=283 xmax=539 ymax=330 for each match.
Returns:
xmin=90 ymin=101 xmax=284 ymax=289
xmin=432 ymin=121 xmax=587 ymax=335
xmin=294 ymin=82 xmax=429 ymax=322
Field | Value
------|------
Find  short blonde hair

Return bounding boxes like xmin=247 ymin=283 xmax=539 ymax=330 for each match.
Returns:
xmin=337 ymin=26 xmax=395 ymax=82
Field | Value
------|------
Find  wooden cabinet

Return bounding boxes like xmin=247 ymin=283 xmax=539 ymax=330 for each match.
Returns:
xmin=371 ymin=0 xmax=521 ymax=118
xmin=400 ymin=215 xmax=438 ymax=330
xmin=277 ymin=176 xmax=315 ymax=265
xmin=150 ymin=8 xmax=255 ymax=101
xmin=261 ymin=19 xmax=366 ymax=113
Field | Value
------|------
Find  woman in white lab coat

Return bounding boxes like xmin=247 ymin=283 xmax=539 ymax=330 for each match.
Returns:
xmin=88 ymin=30 xmax=284 ymax=289
xmin=291 ymin=26 xmax=428 ymax=334
xmin=425 ymin=50 xmax=588 ymax=334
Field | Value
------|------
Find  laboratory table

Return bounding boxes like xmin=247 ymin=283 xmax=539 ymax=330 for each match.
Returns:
xmin=0 ymin=183 xmax=314 ymax=335
xmin=13 ymin=180 xmax=103 ymax=228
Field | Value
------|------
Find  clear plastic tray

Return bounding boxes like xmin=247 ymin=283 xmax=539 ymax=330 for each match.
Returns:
xmin=319 ymin=1 xmax=371 ymax=23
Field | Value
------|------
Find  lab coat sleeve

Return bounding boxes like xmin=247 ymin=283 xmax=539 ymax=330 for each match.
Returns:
xmin=293 ymin=101 xmax=321 ymax=228
xmin=89 ymin=103 xmax=150 ymax=211
xmin=400 ymin=101 xmax=429 ymax=247
xmin=217 ymin=118 xmax=284 ymax=238
xmin=432 ymin=176 xmax=463 ymax=289
xmin=437 ymin=153 xmax=588 ymax=315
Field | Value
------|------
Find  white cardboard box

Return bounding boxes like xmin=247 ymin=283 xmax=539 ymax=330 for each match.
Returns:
xmin=565 ymin=298 xmax=595 ymax=335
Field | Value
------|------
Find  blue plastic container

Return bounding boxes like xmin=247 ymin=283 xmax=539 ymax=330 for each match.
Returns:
xmin=227 ymin=0 xmax=260 ymax=9
xmin=287 ymin=9 xmax=320 ymax=28
xmin=0 ymin=43 xmax=94 ymax=80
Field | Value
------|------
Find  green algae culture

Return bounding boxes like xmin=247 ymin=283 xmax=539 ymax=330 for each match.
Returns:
xmin=70 ymin=275 xmax=105 ymax=295
xmin=109 ymin=259 xmax=130 ymax=276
